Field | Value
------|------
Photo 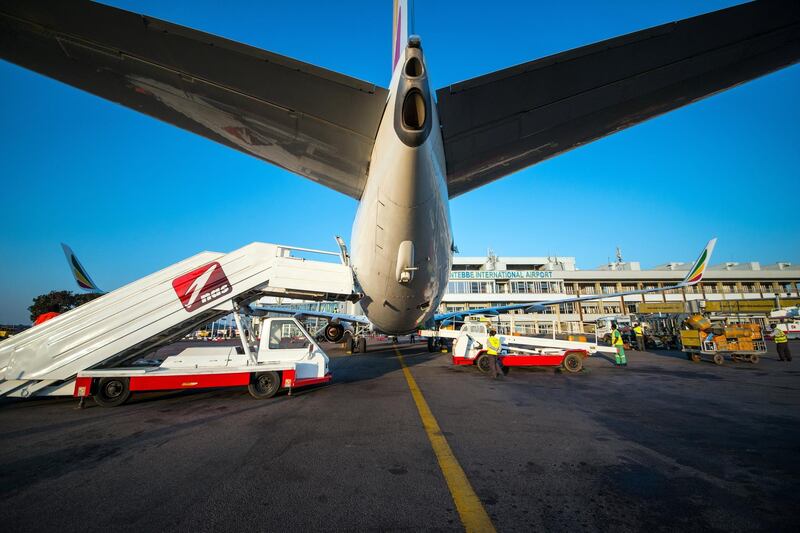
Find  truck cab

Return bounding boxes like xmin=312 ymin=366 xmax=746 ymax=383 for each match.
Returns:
xmin=595 ymin=315 xmax=631 ymax=343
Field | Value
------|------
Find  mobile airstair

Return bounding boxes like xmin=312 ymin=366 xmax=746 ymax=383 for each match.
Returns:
xmin=0 ymin=242 xmax=358 ymax=399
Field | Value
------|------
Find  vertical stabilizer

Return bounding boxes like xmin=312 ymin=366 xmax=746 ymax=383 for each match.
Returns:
xmin=61 ymin=243 xmax=104 ymax=293
xmin=392 ymin=0 xmax=409 ymax=72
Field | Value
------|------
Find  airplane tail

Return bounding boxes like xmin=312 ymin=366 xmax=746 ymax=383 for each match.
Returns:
xmin=681 ymin=238 xmax=717 ymax=286
xmin=61 ymin=243 xmax=103 ymax=293
xmin=392 ymin=0 xmax=409 ymax=72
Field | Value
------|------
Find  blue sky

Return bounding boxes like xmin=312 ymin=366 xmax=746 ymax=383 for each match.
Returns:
xmin=1 ymin=0 xmax=798 ymax=324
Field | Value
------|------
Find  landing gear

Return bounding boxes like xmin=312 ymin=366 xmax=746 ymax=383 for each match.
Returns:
xmin=348 ymin=336 xmax=368 ymax=354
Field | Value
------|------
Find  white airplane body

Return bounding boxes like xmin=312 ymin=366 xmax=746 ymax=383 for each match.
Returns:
xmin=351 ymin=32 xmax=452 ymax=333
xmin=3 ymin=0 xmax=799 ymax=334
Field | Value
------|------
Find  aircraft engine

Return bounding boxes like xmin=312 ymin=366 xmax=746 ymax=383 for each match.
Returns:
xmin=324 ymin=322 xmax=345 ymax=342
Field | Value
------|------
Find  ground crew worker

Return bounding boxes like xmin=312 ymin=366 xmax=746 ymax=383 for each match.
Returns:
xmin=486 ymin=329 xmax=503 ymax=378
xmin=633 ymin=323 xmax=645 ymax=351
xmin=611 ymin=323 xmax=627 ymax=367
xmin=773 ymin=325 xmax=792 ymax=362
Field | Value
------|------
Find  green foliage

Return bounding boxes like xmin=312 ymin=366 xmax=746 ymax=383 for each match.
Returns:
xmin=28 ymin=290 xmax=102 ymax=321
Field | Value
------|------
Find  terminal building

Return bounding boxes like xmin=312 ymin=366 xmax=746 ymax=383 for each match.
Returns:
xmin=440 ymin=251 xmax=800 ymax=335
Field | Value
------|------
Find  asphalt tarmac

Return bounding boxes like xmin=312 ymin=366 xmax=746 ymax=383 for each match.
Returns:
xmin=1 ymin=340 xmax=799 ymax=532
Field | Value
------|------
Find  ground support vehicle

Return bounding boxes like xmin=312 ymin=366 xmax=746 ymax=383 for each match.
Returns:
xmin=420 ymin=323 xmax=616 ymax=374
xmin=0 ymin=242 xmax=358 ymax=405
xmin=680 ymin=323 xmax=766 ymax=365
xmin=75 ymin=316 xmax=331 ymax=407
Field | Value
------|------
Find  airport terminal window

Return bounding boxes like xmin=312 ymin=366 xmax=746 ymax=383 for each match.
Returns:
xmin=268 ymin=320 xmax=310 ymax=350
xmin=601 ymin=284 xmax=616 ymax=294
xmin=722 ymin=283 xmax=735 ymax=294
xmin=579 ymin=284 xmax=596 ymax=295
xmin=565 ymin=284 xmax=576 ymax=295
xmin=559 ymin=303 xmax=575 ymax=313
xmin=510 ymin=281 xmax=562 ymax=294
xmin=446 ymin=281 xmax=494 ymax=294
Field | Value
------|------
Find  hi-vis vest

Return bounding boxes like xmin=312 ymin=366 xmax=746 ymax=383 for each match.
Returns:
xmin=633 ymin=326 xmax=644 ymax=336
xmin=774 ymin=328 xmax=788 ymax=343
xmin=612 ymin=330 xmax=624 ymax=346
xmin=487 ymin=335 xmax=501 ymax=355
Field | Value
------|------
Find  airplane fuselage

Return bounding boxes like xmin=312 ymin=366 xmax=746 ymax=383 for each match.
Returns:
xmin=350 ymin=41 xmax=453 ymax=334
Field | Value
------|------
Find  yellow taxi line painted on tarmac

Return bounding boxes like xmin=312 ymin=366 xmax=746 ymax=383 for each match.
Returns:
xmin=395 ymin=347 xmax=496 ymax=533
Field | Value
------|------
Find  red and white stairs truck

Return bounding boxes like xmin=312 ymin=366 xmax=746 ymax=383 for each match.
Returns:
xmin=0 ymin=242 xmax=359 ymax=406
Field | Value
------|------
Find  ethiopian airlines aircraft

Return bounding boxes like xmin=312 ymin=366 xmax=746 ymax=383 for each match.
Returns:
xmin=2 ymin=1 xmax=799 ymax=334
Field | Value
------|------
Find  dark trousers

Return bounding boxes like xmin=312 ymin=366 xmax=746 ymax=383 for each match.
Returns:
xmin=777 ymin=343 xmax=792 ymax=361
xmin=488 ymin=355 xmax=501 ymax=378
xmin=636 ymin=335 xmax=645 ymax=351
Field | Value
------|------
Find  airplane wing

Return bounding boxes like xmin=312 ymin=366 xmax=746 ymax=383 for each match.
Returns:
xmin=435 ymin=239 xmax=716 ymax=323
xmin=436 ymin=1 xmax=800 ymax=197
xmin=253 ymin=306 xmax=371 ymax=326
xmin=0 ymin=1 xmax=389 ymax=199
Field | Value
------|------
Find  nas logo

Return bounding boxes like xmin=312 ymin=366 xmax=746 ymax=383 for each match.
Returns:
xmin=172 ymin=262 xmax=231 ymax=312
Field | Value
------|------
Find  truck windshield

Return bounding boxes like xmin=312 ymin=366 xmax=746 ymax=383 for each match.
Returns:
xmin=268 ymin=320 xmax=310 ymax=350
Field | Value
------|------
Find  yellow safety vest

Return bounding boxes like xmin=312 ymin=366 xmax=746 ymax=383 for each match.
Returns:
xmin=487 ymin=335 xmax=501 ymax=355
xmin=633 ymin=326 xmax=643 ymax=336
xmin=612 ymin=330 xmax=624 ymax=346
xmin=774 ymin=328 xmax=788 ymax=343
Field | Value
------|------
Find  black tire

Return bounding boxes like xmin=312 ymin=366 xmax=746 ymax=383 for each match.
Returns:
xmin=749 ymin=354 xmax=760 ymax=364
xmin=357 ymin=337 xmax=367 ymax=354
xmin=562 ymin=353 xmax=583 ymax=373
xmin=427 ymin=338 xmax=435 ymax=353
xmin=713 ymin=353 xmax=724 ymax=365
xmin=248 ymin=371 xmax=280 ymax=399
xmin=476 ymin=354 xmax=491 ymax=373
xmin=501 ymin=363 xmax=510 ymax=376
xmin=350 ymin=337 xmax=360 ymax=354
xmin=93 ymin=377 xmax=131 ymax=408
xmin=690 ymin=353 xmax=701 ymax=363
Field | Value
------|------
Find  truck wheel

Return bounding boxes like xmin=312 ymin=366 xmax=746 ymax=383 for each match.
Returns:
xmin=357 ymin=337 xmax=367 ymax=354
xmin=562 ymin=353 xmax=583 ymax=373
xmin=427 ymin=338 xmax=435 ymax=352
xmin=690 ymin=353 xmax=701 ymax=363
xmin=248 ymin=372 xmax=280 ymax=399
xmin=350 ymin=337 xmax=359 ymax=354
xmin=476 ymin=354 xmax=490 ymax=373
xmin=93 ymin=377 xmax=131 ymax=408
xmin=749 ymin=354 xmax=760 ymax=364
xmin=713 ymin=353 xmax=724 ymax=365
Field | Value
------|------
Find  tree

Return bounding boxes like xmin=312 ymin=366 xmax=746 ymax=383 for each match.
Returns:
xmin=28 ymin=290 xmax=102 ymax=322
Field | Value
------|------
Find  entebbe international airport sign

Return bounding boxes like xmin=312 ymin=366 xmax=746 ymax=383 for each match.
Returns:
xmin=450 ymin=270 xmax=556 ymax=280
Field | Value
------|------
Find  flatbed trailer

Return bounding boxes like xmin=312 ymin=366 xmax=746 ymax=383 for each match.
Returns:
xmin=1 ymin=241 xmax=357 ymax=405
xmin=421 ymin=323 xmax=615 ymax=373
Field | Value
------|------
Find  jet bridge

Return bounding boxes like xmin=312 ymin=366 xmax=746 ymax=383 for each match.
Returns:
xmin=0 ymin=242 xmax=358 ymax=399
